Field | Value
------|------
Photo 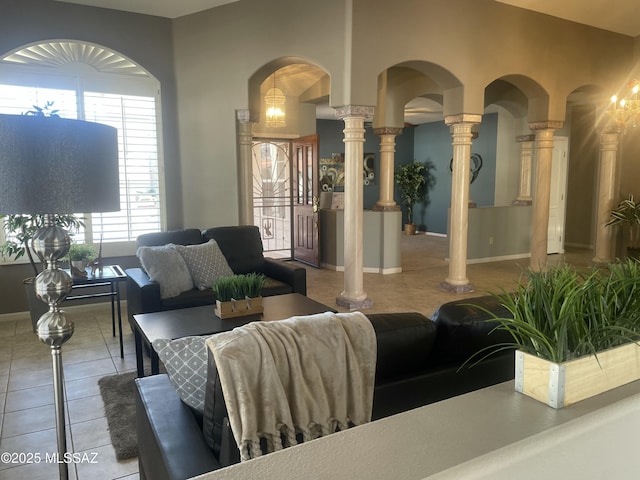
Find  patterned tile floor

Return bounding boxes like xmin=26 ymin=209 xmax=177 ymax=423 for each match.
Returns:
xmin=0 ymin=234 xmax=593 ymax=479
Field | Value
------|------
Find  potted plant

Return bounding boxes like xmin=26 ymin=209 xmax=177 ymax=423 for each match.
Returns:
xmin=606 ymin=194 xmax=640 ymax=259
xmin=213 ymin=273 xmax=266 ymax=319
xmin=395 ymin=161 xmax=433 ymax=235
xmin=0 ymin=213 xmax=84 ymax=330
xmin=470 ymin=261 xmax=640 ymax=408
xmin=69 ymin=243 xmax=98 ymax=272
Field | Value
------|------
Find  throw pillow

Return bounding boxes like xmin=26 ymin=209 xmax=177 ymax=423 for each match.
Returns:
xmin=175 ymin=239 xmax=234 ymax=290
xmin=137 ymin=245 xmax=194 ymax=299
xmin=153 ymin=336 xmax=208 ymax=414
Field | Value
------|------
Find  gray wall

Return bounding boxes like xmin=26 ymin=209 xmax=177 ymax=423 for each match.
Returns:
xmin=0 ymin=0 xmax=180 ymax=314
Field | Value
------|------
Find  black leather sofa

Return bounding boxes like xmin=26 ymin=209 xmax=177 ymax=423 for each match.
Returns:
xmin=125 ymin=226 xmax=307 ymax=327
xmin=135 ymin=295 xmax=515 ymax=480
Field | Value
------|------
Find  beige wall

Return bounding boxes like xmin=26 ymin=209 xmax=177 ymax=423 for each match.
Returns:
xmin=172 ymin=0 xmax=635 ymax=229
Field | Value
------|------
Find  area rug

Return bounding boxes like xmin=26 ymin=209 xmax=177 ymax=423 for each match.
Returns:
xmin=98 ymin=371 xmax=138 ymax=460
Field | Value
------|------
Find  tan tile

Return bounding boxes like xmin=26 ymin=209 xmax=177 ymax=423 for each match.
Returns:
xmin=74 ymin=444 xmax=137 ymax=480
xmin=63 ymin=346 xmax=111 ymax=366
xmin=70 ymin=416 xmax=111 ymax=452
xmin=68 ymin=395 xmax=105 ymax=424
xmin=64 ymin=375 xmax=103 ymax=401
xmin=63 ymin=359 xmax=116 ymax=382
xmin=7 ymin=367 xmax=53 ymax=391
xmin=4 ymin=384 xmax=53 ymax=413
xmin=2 ymin=403 xmax=59 ymax=437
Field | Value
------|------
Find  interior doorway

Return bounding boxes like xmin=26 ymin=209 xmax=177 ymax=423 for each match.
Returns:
xmin=547 ymin=136 xmax=569 ymax=254
xmin=292 ymin=134 xmax=320 ymax=267
xmin=251 ymin=140 xmax=292 ymax=258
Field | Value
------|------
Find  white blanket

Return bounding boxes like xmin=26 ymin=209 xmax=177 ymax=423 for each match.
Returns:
xmin=205 ymin=311 xmax=377 ymax=461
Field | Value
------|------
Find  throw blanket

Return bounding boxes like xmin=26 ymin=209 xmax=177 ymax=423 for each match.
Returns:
xmin=205 ymin=311 xmax=376 ymax=461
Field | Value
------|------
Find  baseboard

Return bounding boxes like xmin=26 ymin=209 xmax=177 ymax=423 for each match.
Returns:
xmin=466 ymin=253 xmax=531 ymax=264
xmin=320 ymin=263 xmax=402 ymax=274
xmin=564 ymin=242 xmax=593 ymax=249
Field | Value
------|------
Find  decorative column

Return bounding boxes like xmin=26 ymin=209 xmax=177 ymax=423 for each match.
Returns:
xmin=372 ymin=127 xmax=402 ymax=211
xmin=336 ymin=105 xmax=375 ymax=310
xmin=593 ymin=130 xmax=620 ymax=263
xmin=529 ymin=121 xmax=562 ymax=271
xmin=513 ymin=134 xmax=535 ymax=205
xmin=236 ymin=109 xmax=254 ymax=225
xmin=440 ymin=114 xmax=481 ymax=293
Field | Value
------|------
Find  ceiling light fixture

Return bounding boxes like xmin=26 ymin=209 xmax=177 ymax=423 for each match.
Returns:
xmin=607 ymin=80 xmax=640 ymax=133
xmin=265 ymin=71 xmax=286 ymax=128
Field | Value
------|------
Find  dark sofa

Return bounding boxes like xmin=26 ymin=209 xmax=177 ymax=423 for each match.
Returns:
xmin=125 ymin=226 xmax=307 ymax=326
xmin=135 ymin=295 xmax=515 ymax=480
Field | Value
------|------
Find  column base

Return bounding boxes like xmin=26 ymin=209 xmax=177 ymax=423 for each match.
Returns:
xmin=336 ymin=295 xmax=373 ymax=311
xmin=512 ymin=199 xmax=532 ymax=206
xmin=439 ymin=281 xmax=475 ymax=294
xmin=371 ymin=204 xmax=400 ymax=212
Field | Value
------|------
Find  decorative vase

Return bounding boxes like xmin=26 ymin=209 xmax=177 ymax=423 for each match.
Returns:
xmin=515 ymin=343 xmax=640 ymax=408
xmin=404 ymin=223 xmax=417 ymax=236
xmin=215 ymin=296 xmax=264 ymax=319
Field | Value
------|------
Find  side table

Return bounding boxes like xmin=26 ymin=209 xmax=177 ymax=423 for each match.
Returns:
xmin=65 ymin=265 xmax=127 ymax=358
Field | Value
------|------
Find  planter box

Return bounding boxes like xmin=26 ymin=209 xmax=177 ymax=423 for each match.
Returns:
xmin=215 ymin=296 xmax=264 ymax=319
xmin=515 ymin=342 xmax=640 ymax=408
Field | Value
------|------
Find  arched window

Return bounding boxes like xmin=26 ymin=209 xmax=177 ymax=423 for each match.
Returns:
xmin=0 ymin=41 xmax=164 ymax=257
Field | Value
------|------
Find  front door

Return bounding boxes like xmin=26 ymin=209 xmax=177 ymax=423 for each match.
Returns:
xmin=292 ymin=135 xmax=320 ymax=266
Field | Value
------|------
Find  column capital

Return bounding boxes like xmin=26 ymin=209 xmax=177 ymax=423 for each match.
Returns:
xmin=373 ymin=126 xmax=403 ymax=136
xmin=516 ymin=134 xmax=535 ymax=142
xmin=444 ymin=114 xmax=482 ymax=126
xmin=528 ymin=120 xmax=563 ymax=131
xmin=236 ymin=109 xmax=252 ymax=123
xmin=335 ymin=105 xmax=375 ymax=120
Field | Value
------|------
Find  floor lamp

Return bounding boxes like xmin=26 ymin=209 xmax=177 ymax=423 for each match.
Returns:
xmin=0 ymin=114 xmax=119 ymax=480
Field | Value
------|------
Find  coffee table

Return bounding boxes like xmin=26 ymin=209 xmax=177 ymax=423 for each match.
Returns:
xmin=132 ymin=293 xmax=337 ymax=377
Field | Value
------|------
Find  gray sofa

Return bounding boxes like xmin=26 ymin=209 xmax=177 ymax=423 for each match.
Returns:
xmin=135 ymin=295 xmax=515 ymax=480
xmin=125 ymin=225 xmax=307 ymax=327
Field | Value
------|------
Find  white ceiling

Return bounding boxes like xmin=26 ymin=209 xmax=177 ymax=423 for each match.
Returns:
xmin=54 ymin=0 xmax=239 ymax=18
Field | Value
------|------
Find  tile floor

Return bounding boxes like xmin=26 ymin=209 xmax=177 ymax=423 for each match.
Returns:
xmin=0 ymin=234 xmax=593 ymax=480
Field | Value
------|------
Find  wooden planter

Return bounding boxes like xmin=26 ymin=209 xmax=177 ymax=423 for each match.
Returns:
xmin=515 ymin=343 xmax=640 ymax=408
xmin=215 ymin=296 xmax=264 ymax=319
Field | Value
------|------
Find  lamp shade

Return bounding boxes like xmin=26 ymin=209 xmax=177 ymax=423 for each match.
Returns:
xmin=0 ymin=114 xmax=119 ymax=214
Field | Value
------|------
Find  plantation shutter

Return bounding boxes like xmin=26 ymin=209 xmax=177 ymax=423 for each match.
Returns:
xmin=83 ymin=92 xmax=161 ymax=243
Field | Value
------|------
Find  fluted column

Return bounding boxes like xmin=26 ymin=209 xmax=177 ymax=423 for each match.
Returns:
xmin=372 ymin=127 xmax=402 ymax=211
xmin=593 ymin=131 xmax=620 ymax=263
xmin=529 ymin=121 xmax=562 ymax=271
xmin=440 ymin=114 xmax=481 ymax=293
xmin=336 ymin=105 xmax=374 ymax=310
xmin=236 ymin=109 xmax=254 ymax=225
xmin=513 ymin=134 xmax=535 ymax=205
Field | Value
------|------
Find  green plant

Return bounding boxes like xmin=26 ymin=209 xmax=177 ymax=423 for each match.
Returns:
xmin=213 ymin=273 xmax=266 ymax=301
xmin=395 ymin=161 xmax=434 ymax=225
xmin=68 ymin=243 xmax=97 ymax=262
xmin=0 ymin=214 xmax=84 ymax=277
xmin=244 ymin=272 xmax=266 ymax=298
xmin=471 ymin=261 xmax=640 ymax=365
xmin=606 ymin=194 xmax=640 ymax=250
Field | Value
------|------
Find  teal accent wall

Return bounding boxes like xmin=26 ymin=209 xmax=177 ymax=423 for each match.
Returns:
xmin=316 ymin=119 xmax=414 ymax=210
xmin=412 ymin=113 xmax=498 ymax=233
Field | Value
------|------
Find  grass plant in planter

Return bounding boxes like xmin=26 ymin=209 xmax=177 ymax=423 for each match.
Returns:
xmin=474 ymin=261 xmax=640 ymax=408
xmin=213 ymin=273 xmax=266 ymax=319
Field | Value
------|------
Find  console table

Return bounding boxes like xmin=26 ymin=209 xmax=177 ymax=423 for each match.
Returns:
xmin=65 ymin=265 xmax=126 ymax=358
